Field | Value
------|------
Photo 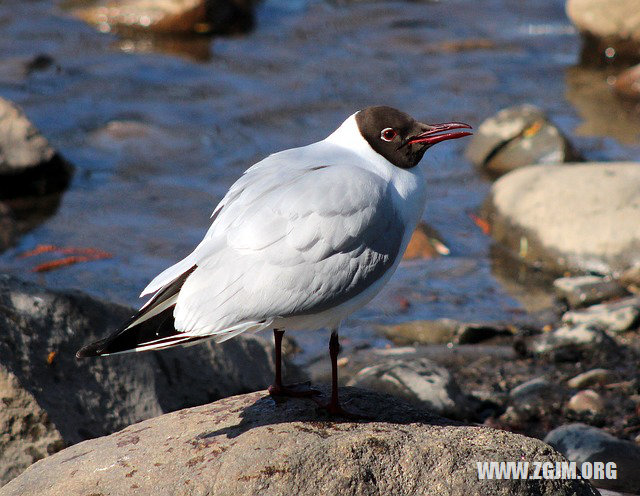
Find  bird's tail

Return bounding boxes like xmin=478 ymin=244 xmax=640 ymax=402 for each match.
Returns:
xmin=76 ymin=266 xmax=207 ymax=357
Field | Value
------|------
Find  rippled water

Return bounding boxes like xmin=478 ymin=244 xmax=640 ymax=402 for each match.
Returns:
xmin=1 ymin=0 xmax=639 ymax=362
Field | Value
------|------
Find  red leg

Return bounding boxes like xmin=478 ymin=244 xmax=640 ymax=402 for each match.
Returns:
xmin=315 ymin=329 xmax=364 ymax=418
xmin=268 ymin=329 xmax=319 ymax=398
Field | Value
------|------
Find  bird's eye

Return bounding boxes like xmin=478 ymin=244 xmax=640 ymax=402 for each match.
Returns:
xmin=380 ymin=128 xmax=397 ymax=142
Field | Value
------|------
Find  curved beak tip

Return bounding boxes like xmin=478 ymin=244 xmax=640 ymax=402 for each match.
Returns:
xmin=409 ymin=121 xmax=473 ymax=146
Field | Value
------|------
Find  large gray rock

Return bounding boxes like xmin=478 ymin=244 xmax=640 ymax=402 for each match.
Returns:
xmin=0 ymin=98 xmax=72 ymax=198
xmin=484 ymin=163 xmax=640 ymax=275
xmin=346 ymin=358 xmax=471 ymax=419
xmin=0 ymin=274 xmax=295 ymax=486
xmin=566 ymin=0 xmax=640 ymax=64
xmin=0 ymin=388 xmax=599 ymax=496
xmin=546 ymin=423 xmax=640 ymax=493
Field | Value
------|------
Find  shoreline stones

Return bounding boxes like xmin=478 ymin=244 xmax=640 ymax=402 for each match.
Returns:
xmin=465 ymin=104 xmax=580 ymax=178
xmin=0 ymin=388 xmax=600 ymax=496
xmin=483 ymin=162 xmax=640 ymax=275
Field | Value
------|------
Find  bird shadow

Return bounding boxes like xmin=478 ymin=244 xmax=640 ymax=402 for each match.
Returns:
xmin=196 ymin=385 xmax=461 ymax=441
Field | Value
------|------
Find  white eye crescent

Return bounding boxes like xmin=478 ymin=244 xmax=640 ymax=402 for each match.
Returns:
xmin=380 ymin=128 xmax=397 ymax=142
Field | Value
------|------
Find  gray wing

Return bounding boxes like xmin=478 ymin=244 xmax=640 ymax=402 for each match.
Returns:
xmin=172 ymin=155 xmax=405 ymax=337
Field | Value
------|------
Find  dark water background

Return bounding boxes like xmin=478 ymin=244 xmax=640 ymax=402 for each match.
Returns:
xmin=1 ymin=0 xmax=639 ymax=364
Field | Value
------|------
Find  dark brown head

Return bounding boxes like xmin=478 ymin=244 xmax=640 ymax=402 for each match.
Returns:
xmin=355 ymin=106 xmax=472 ymax=169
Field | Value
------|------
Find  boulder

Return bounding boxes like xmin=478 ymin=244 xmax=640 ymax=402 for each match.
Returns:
xmin=546 ymin=423 xmax=640 ymax=493
xmin=484 ymin=162 xmax=640 ymax=274
xmin=566 ymin=0 xmax=640 ymax=64
xmin=69 ymin=0 xmax=255 ymax=36
xmin=346 ymin=358 xmax=471 ymax=419
xmin=0 ymin=388 xmax=599 ymax=496
xmin=464 ymin=105 xmax=579 ymax=178
xmin=0 ymin=98 xmax=72 ymax=198
xmin=0 ymin=274 xmax=297 ymax=486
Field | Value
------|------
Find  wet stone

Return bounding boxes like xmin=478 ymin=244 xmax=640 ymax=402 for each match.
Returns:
xmin=567 ymin=369 xmax=615 ymax=389
xmin=464 ymin=104 xmax=579 ymax=178
xmin=562 ymin=296 xmax=640 ymax=333
xmin=554 ymin=276 xmax=628 ymax=309
xmin=545 ymin=423 xmax=640 ymax=493
xmin=378 ymin=319 xmax=458 ymax=346
xmin=0 ymin=98 xmax=72 ymax=199
xmin=378 ymin=319 xmax=513 ymax=346
xmin=69 ymin=0 xmax=255 ymax=36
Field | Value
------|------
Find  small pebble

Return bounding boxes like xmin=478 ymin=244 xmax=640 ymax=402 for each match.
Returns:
xmin=567 ymin=389 xmax=605 ymax=414
xmin=567 ymin=368 xmax=614 ymax=389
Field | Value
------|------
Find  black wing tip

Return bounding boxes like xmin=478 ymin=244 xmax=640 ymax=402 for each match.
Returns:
xmin=76 ymin=339 xmax=108 ymax=358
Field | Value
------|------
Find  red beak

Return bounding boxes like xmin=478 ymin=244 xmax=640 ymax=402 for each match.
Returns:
xmin=408 ymin=122 xmax=473 ymax=146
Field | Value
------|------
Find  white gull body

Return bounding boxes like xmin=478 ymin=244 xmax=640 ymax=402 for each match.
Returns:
xmin=133 ymin=112 xmax=428 ymax=348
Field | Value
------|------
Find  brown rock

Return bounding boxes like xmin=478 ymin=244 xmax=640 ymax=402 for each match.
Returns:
xmin=0 ymin=388 xmax=599 ymax=496
xmin=568 ymin=389 xmax=605 ymax=414
xmin=465 ymin=105 xmax=579 ymax=178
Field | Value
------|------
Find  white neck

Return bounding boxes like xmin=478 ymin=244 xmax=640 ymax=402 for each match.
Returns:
xmin=324 ymin=113 xmax=390 ymax=168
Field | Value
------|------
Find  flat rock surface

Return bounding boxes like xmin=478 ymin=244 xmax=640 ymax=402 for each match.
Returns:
xmin=1 ymin=387 xmax=599 ymax=496
xmin=485 ymin=163 xmax=640 ymax=274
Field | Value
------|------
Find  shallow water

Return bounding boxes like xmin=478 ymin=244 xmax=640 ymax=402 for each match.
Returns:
xmin=0 ymin=0 xmax=639 ymax=363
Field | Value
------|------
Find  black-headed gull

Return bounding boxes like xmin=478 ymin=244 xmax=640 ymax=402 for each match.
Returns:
xmin=77 ymin=106 xmax=471 ymax=415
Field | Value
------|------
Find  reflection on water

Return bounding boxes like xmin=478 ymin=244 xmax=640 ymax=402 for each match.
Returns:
xmin=565 ymin=65 xmax=640 ymax=145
